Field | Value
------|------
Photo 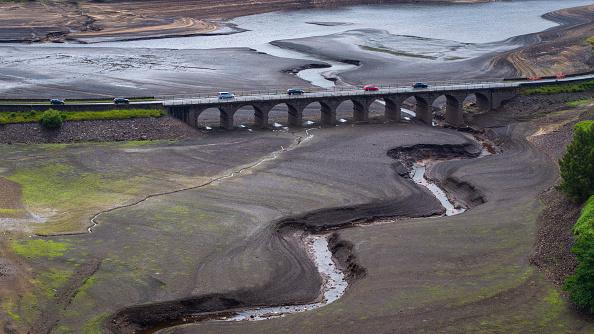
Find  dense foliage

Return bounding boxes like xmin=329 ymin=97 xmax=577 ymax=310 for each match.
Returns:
xmin=565 ymin=196 xmax=594 ymax=313
xmin=521 ymin=80 xmax=594 ymax=95
xmin=562 ymin=120 xmax=594 ymax=313
xmin=559 ymin=121 xmax=594 ymax=202
xmin=1 ymin=109 xmax=164 ymax=125
xmin=39 ymin=109 xmax=65 ymax=129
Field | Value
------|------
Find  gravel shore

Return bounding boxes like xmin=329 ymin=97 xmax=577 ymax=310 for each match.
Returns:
xmin=0 ymin=116 xmax=202 ymax=144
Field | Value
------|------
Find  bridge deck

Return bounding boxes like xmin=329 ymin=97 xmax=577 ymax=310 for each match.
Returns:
xmin=162 ymin=74 xmax=594 ymax=107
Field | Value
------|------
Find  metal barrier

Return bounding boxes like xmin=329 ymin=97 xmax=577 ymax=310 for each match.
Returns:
xmin=158 ymin=73 xmax=594 ymax=106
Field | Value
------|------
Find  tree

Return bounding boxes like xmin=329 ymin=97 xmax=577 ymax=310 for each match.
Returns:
xmin=39 ymin=109 xmax=65 ymax=129
xmin=565 ymin=220 xmax=594 ymax=313
xmin=559 ymin=121 xmax=594 ymax=202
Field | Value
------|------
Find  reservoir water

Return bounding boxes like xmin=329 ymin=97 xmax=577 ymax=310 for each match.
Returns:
xmin=89 ymin=0 xmax=592 ymax=87
xmin=92 ymin=0 xmax=593 ymax=49
xmin=13 ymin=0 xmax=592 ymax=87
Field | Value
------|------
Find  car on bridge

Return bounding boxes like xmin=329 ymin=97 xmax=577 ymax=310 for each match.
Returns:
xmin=363 ymin=84 xmax=379 ymax=91
xmin=50 ymin=98 xmax=65 ymax=105
xmin=287 ymin=88 xmax=305 ymax=96
xmin=113 ymin=97 xmax=130 ymax=105
xmin=412 ymin=82 xmax=429 ymax=89
xmin=218 ymin=92 xmax=236 ymax=100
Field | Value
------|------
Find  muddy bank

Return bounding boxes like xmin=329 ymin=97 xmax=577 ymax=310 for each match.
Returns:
xmin=108 ymin=140 xmax=482 ymax=334
xmin=4 ymin=93 xmax=594 ymax=333
xmin=0 ymin=124 xmax=478 ymax=333
xmin=0 ymin=0 xmax=493 ymax=43
xmin=271 ymin=29 xmax=519 ymax=84
xmin=0 ymin=47 xmax=325 ymax=99
xmin=0 ymin=116 xmax=202 ymax=144
xmin=161 ymin=121 xmax=576 ymax=334
xmin=528 ymin=104 xmax=594 ymax=286
xmin=271 ymin=4 xmax=594 ymax=84
xmin=497 ymin=4 xmax=594 ymax=77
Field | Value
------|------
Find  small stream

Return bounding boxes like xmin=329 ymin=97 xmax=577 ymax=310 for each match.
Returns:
xmin=221 ymin=235 xmax=347 ymax=321
xmin=201 ymin=150 xmax=472 ymax=325
xmin=410 ymin=164 xmax=465 ymax=216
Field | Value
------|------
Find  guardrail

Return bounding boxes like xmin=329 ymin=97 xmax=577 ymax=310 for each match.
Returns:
xmin=159 ymin=73 xmax=594 ymax=106
xmin=157 ymin=79 xmax=508 ymax=102
xmin=160 ymin=81 xmax=517 ymax=106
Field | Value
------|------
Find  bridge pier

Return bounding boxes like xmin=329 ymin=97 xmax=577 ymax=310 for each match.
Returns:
xmin=321 ymin=100 xmax=343 ymax=127
xmin=253 ymin=104 xmax=273 ymax=129
xmin=352 ymin=98 xmax=375 ymax=122
xmin=444 ymin=94 xmax=465 ymax=127
xmin=414 ymin=96 xmax=433 ymax=125
xmin=287 ymin=102 xmax=306 ymax=127
xmin=384 ymin=97 xmax=402 ymax=122
xmin=219 ymin=105 xmax=238 ymax=130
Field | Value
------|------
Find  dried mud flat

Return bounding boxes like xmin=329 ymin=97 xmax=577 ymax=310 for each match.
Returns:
xmin=271 ymin=4 xmax=594 ymax=84
xmin=0 ymin=0 xmax=492 ymax=43
xmin=1 ymin=92 xmax=594 ymax=333
xmin=0 ymin=46 xmax=326 ymax=99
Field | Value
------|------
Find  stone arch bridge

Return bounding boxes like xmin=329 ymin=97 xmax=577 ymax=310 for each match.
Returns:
xmin=164 ymin=83 xmax=520 ymax=129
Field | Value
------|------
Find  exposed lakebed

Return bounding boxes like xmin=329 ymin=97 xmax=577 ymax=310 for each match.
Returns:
xmin=2 ymin=0 xmax=592 ymax=95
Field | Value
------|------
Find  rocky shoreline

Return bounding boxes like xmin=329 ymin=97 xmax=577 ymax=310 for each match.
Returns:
xmin=0 ymin=116 xmax=202 ymax=144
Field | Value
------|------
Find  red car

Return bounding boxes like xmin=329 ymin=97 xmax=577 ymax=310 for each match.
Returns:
xmin=363 ymin=84 xmax=379 ymax=91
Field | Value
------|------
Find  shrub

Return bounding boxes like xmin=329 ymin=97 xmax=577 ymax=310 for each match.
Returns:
xmin=521 ymin=80 xmax=594 ymax=95
xmin=559 ymin=121 xmax=594 ymax=202
xmin=565 ymin=196 xmax=594 ymax=313
xmin=39 ymin=109 xmax=64 ymax=129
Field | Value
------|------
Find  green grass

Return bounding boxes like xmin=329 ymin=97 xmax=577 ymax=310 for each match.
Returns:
xmin=564 ymin=195 xmax=594 ymax=313
xmin=7 ymin=162 xmax=143 ymax=233
xmin=566 ymin=98 xmax=594 ymax=108
xmin=574 ymin=196 xmax=594 ymax=237
xmin=10 ymin=239 xmax=71 ymax=259
xmin=33 ymin=268 xmax=73 ymax=298
xmin=0 ymin=109 xmax=164 ymax=124
xmin=520 ymin=80 xmax=594 ymax=95
xmin=0 ymin=98 xmax=157 ymax=104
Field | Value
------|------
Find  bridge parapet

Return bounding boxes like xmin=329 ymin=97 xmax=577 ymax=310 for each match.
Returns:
xmin=164 ymin=83 xmax=522 ymax=129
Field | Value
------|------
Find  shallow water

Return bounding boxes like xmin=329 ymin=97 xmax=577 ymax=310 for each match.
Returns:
xmin=24 ymin=0 xmax=593 ymax=87
xmin=88 ymin=0 xmax=592 ymax=50
xmin=222 ymin=234 xmax=347 ymax=322
xmin=411 ymin=164 xmax=465 ymax=216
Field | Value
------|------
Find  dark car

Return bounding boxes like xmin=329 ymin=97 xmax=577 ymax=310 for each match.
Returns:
xmin=50 ymin=98 xmax=65 ymax=105
xmin=114 ymin=97 xmax=130 ymax=104
xmin=287 ymin=88 xmax=305 ymax=96
xmin=412 ymin=82 xmax=429 ymax=89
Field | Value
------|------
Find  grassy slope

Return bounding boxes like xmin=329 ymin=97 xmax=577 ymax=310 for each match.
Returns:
xmin=521 ymin=80 xmax=594 ymax=95
xmin=0 ymin=109 xmax=164 ymax=125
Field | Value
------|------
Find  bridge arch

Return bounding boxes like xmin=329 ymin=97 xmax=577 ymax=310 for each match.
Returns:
xmin=463 ymin=92 xmax=491 ymax=113
xmin=191 ymin=107 xmax=222 ymax=130
xmin=430 ymin=93 xmax=465 ymax=127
